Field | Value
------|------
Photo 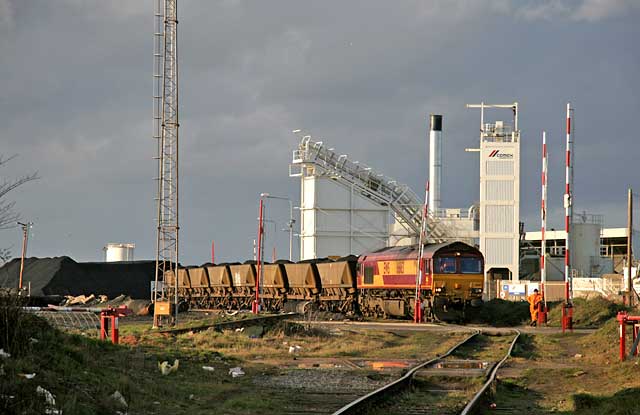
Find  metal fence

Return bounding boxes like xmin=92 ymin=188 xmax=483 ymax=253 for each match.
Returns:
xmin=493 ymin=275 xmax=628 ymax=302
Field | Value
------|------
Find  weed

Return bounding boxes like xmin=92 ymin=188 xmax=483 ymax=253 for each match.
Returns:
xmin=572 ymin=387 xmax=640 ymax=414
xmin=475 ymin=299 xmax=530 ymax=326
xmin=511 ymin=333 xmax=537 ymax=359
xmin=547 ymin=297 xmax=628 ymax=328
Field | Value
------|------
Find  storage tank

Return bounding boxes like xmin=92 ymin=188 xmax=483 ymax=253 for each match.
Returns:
xmin=104 ymin=243 xmax=135 ymax=262
xmin=572 ymin=223 xmax=601 ymax=278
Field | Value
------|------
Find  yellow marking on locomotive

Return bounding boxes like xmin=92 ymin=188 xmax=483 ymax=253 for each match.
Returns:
xmin=432 ymin=273 xmax=484 ymax=300
xmin=372 ymin=274 xmax=386 ymax=286
xmin=377 ymin=260 xmax=418 ymax=276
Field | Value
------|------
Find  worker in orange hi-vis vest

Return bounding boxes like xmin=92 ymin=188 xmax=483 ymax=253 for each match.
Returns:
xmin=527 ymin=289 xmax=542 ymax=327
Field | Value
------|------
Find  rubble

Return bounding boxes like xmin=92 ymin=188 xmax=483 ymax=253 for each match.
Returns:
xmin=288 ymin=345 xmax=302 ymax=354
xmin=36 ymin=386 xmax=56 ymax=407
xmin=110 ymin=390 xmax=128 ymax=409
xmin=158 ymin=359 xmax=180 ymax=375
xmin=229 ymin=367 xmax=245 ymax=378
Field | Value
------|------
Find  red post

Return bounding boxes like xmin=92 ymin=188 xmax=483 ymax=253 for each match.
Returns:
xmin=100 ymin=314 xmax=107 ymax=341
xmin=537 ymin=301 xmax=547 ymax=326
xmin=111 ymin=315 xmax=119 ymax=344
xmin=561 ymin=283 xmax=573 ymax=333
xmin=253 ymin=199 xmax=264 ymax=314
xmin=414 ymin=299 xmax=422 ymax=323
xmin=618 ymin=312 xmax=627 ymax=362
xmin=99 ymin=306 xmax=130 ymax=345
xmin=632 ymin=324 xmax=640 ymax=356
xmin=211 ymin=240 xmax=215 ymax=263
xmin=561 ymin=303 xmax=573 ymax=333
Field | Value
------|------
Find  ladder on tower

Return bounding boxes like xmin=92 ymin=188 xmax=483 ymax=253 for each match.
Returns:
xmin=289 ymin=137 xmax=455 ymax=242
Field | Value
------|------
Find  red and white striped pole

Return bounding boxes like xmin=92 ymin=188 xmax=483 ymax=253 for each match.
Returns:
xmin=541 ymin=131 xmax=547 ymax=307
xmin=564 ymin=103 xmax=572 ymax=303
xmin=414 ymin=180 xmax=429 ymax=323
xmin=562 ymin=103 xmax=574 ymax=332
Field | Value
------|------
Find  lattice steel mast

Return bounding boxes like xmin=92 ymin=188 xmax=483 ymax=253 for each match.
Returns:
xmin=153 ymin=0 xmax=179 ymax=326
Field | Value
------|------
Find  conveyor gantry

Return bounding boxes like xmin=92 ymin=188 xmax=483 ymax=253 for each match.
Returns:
xmin=289 ymin=136 xmax=454 ymax=242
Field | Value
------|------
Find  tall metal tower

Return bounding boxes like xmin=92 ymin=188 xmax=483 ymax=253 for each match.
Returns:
xmin=153 ymin=0 xmax=180 ymax=326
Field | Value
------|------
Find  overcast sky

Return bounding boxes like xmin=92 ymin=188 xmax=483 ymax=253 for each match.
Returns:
xmin=1 ymin=0 xmax=639 ymax=265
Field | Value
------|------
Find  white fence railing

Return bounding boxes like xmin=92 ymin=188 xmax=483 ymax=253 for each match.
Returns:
xmin=493 ymin=276 xmax=631 ymax=302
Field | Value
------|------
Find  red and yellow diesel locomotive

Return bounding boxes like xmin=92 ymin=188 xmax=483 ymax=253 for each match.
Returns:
xmin=167 ymin=241 xmax=484 ymax=320
xmin=358 ymin=241 xmax=484 ymax=320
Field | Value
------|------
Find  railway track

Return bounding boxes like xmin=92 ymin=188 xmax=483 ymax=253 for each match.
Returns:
xmin=332 ymin=329 xmax=520 ymax=415
xmin=154 ymin=312 xmax=299 ymax=335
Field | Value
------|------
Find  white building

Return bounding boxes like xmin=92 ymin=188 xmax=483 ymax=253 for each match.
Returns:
xmin=522 ymin=224 xmax=639 ymax=279
xmin=289 ymin=136 xmax=456 ymax=260
xmin=467 ymin=103 xmax=521 ymax=283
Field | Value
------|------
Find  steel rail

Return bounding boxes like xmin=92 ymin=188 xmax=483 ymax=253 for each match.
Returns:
xmin=332 ymin=329 xmax=480 ymax=415
xmin=155 ymin=312 xmax=299 ymax=335
xmin=459 ymin=329 xmax=520 ymax=415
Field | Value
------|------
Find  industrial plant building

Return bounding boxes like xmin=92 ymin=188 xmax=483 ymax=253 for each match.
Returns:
xmin=288 ymin=102 xmax=637 ymax=300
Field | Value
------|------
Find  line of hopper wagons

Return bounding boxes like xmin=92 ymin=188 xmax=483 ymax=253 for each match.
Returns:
xmin=163 ymin=241 xmax=485 ymax=320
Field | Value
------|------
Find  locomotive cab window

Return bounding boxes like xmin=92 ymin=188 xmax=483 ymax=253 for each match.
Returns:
xmin=436 ymin=257 xmax=456 ymax=273
xmin=460 ymin=257 xmax=482 ymax=274
xmin=364 ymin=266 xmax=374 ymax=284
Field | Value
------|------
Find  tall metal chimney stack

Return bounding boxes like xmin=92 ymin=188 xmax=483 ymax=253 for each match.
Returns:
xmin=428 ymin=114 xmax=443 ymax=215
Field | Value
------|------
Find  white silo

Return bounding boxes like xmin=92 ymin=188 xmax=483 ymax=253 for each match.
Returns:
xmin=572 ymin=219 xmax=602 ymax=278
xmin=104 ymin=243 xmax=135 ymax=262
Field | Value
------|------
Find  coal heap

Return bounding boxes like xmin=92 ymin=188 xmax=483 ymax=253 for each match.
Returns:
xmin=0 ymin=257 xmax=155 ymax=299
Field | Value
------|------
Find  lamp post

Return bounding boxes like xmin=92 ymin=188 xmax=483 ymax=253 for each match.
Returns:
xmin=260 ymin=193 xmax=295 ymax=261
xmin=253 ymin=199 xmax=264 ymax=314
xmin=262 ymin=219 xmax=277 ymax=261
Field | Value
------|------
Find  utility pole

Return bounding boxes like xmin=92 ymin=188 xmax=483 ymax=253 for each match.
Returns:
xmin=253 ymin=199 xmax=264 ymax=314
xmin=627 ymin=188 xmax=633 ymax=307
xmin=153 ymin=0 xmax=180 ymax=327
xmin=17 ymin=221 xmax=32 ymax=294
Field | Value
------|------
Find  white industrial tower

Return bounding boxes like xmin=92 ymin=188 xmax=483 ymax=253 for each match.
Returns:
xmin=153 ymin=0 xmax=180 ymax=323
xmin=467 ymin=103 xmax=521 ymax=283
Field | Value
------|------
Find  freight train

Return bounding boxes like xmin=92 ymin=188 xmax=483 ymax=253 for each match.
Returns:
xmin=165 ymin=241 xmax=484 ymax=320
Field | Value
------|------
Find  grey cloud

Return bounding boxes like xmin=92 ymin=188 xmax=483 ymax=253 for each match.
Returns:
xmin=1 ymin=1 xmax=638 ymax=265
xmin=0 ymin=0 xmax=13 ymax=32
xmin=513 ymin=0 xmax=639 ymax=21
